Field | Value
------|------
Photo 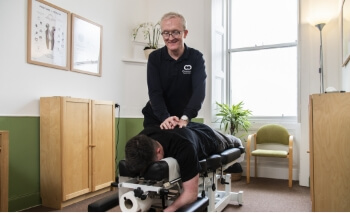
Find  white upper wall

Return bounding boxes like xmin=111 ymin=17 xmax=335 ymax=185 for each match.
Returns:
xmin=0 ymin=0 xmax=142 ymax=116
xmin=0 ymin=0 xmax=347 ymax=119
xmin=0 ymin=0 xmax=209 ymax=117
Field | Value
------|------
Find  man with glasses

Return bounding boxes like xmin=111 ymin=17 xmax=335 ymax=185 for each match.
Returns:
xmin=142 ymin=12 xmax=207 ymax=130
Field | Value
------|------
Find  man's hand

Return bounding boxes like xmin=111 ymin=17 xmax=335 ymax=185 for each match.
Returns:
xmin=164 ymin=174 xmax=199 ymax=212
xmin=177 ymin=119 xmax=188 ymax=128
xmin=160 ymin=116 xmax=180 ymax=129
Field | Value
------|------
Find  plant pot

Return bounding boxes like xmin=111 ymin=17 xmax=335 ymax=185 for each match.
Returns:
xmin=223 ymin=162 xmax=243 ymax=181
xmin=223 ymin=171 xmax=242 ymax=181
xmin=144 ymin=48 xmax=156 ymax=59
xmin=230 ymin=172 xmax=242 ymax=181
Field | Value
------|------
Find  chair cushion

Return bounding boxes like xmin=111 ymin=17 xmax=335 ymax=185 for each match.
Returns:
xmin=256 ymin=124 xmax=290 ymax=145
xmin=251 ymin=149 xmax=288 ymax=158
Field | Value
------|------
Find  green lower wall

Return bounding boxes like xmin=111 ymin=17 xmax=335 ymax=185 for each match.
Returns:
xmin=0 ymin=116 xmax=203 ymax=211
xmin=0 ymin=117 xmax=41 ymax=212
xmin=115 ymin=118 xmax=145 ymax=175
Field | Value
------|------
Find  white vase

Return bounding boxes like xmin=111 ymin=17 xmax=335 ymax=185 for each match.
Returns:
xmin=144 ymin=48 xmax=156 ymax=59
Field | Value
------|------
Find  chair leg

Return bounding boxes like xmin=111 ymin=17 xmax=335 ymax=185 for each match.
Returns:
xmin=247 ymin=154 xmax=250 ymax=183
xmin=254 ymin=156 xmax=257 ymax=178
xmin=288 ymin=156 xmax=293 ymax=188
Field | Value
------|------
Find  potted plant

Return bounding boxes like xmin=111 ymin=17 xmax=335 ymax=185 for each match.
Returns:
xmin=216 ymin=101 xmax=252 ymax=138
xmin=132 ymin=22 xmax=161 ymax=59
xmin=216 ymin=101 xmax=252 ymax=181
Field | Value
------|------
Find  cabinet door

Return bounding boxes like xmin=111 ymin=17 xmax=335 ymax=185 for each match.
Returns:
xmin=61 ymin=98 xmax=91 ymax=201
xmin=0 ymin=131 xmax=9 ymax=212
xmin=312 ymin=93 xmax=350 ymax=211
xmin=308 ymin=96 xmax=314 ymax=209
xmin=91 ymin=100 xmax=115 ymax=191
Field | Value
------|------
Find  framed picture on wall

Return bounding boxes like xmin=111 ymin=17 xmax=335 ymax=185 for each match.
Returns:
xmin=27 ymin=0 xmax=70 ymax=70
xmin=342 ymin=0 xmax=350 ymax=66
xmin=71 ymin=14 xmax=103 ymax=76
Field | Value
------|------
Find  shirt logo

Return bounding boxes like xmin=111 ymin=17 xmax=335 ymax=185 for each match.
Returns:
xmin=182 ymin=65 xmax=192 ymax=74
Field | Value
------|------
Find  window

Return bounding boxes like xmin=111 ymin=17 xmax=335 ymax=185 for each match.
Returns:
xmin=228 ymin=0 xmax=298 ymax=118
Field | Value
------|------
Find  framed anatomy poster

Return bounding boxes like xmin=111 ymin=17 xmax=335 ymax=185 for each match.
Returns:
xmin=71 ymin=13 xmax=103 ymax=76
xmin=27 ymin=0 xmax=70 ymax=70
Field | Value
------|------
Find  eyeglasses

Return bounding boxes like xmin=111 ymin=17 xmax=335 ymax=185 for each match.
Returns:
xmin=161 ymin=31 xmax=183 ymax=38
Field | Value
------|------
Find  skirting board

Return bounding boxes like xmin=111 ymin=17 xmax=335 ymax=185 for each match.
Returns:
xmin=242 ymin=165 xmax=299 ymax=181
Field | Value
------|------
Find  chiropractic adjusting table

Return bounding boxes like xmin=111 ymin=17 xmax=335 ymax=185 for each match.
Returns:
xmin=88 ymin=145 xmax=245 ymax=212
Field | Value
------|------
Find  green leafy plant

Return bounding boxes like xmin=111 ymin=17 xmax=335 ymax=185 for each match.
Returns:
xmin=132 ymin=22 xmax=161 ymax=50
xmin=216 ymin=101 xmax=252 ymax=137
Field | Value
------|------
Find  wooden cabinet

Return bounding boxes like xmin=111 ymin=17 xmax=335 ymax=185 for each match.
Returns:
xmin=0 ymin=131 xmax=9 ymax=212
xmin=309 ymin=93 xmax=350 ymax=211
xmin=40 ymin=97 xmax=115 ymax=209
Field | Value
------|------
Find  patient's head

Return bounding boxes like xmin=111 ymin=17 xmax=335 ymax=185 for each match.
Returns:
xmin=125 ymin=134 xmax=164 ymax=175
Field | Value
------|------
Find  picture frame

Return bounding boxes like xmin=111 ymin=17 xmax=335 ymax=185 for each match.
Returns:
xmin=27 ymin=0 xmax=70 ymax=70
xmin=342 ymin=0 xmax=350 ymax=66
xmin=71 ymin=14 xmax=103 ymax=76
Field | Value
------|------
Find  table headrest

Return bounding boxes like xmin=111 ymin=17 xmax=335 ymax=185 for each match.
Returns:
xmin=119 ymin=158 xmax=180 ymax=182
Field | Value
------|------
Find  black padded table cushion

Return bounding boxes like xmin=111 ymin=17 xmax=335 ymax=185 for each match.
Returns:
xmin=199 ymin=159 xmax=207 ymax=173
xmin=119 ymin=147 xmax=244 ymax=180
xmin=204 ymin=154 xmax=222 ymax=170
xmin=88 ymin=192 xmax=119 ymax=212
xmin=143 ymin=161 xmax=169 ymax=181
xmin=176 ymin=197 xmax=209 ymax=212
xmin=119 ymin=159 xmax=169 ymax=181
xmin=119 ymin=160 xmax=137 ymax=177
xmin=220 ymin=147 xmax=243 ymax=164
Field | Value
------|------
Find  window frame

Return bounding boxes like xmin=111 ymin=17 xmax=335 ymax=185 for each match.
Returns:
xmin=226 ymin=0 xmax=300 ymax=122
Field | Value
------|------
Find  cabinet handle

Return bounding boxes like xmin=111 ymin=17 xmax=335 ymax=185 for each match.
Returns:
xmin=89 ymin=145 xmax=96 ymax=148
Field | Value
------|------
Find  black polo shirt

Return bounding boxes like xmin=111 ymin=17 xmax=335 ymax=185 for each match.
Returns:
xmin=138 ymin=123 xmax=238 ymax=182
xmin=147 ymin=44 xmax=206 ymax=122
xmin=139 ymin=126 xmax=200 ymax=182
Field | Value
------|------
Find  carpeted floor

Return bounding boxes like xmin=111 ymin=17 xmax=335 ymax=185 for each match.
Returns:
xmin=22 ymin=177 xmax=311 ymax=212
xmin=222 ymin=177 xmax=311 ymax=212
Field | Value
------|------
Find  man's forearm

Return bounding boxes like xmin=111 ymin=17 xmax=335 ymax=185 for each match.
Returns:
xmin=164 ymin=174 xmax=199 ymax=212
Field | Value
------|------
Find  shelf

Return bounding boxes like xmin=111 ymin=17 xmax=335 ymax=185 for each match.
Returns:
xmin=122 ymin=58 xmax=147 ymax=64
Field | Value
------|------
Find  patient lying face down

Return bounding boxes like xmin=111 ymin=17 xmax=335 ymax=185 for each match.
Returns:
xmin=125 ymin=122 xmax=242 ymax=212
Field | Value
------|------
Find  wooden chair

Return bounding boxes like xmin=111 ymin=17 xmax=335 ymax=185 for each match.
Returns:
xmin=246 ymin=124 xmax=293 ymax=187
